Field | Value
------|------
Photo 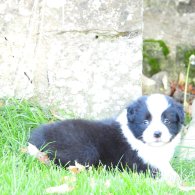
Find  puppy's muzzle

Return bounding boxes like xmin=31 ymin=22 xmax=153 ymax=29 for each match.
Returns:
xmin=153 ymin=131 xmax=162 ymax=138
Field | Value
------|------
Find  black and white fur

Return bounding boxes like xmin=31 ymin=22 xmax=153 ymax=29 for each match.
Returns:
xmin=28 ymin=94 xmax=184 ymax=183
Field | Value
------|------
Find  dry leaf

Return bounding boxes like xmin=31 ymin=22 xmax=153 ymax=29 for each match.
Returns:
xmin=61 ymin=176 xmax=77 ymax=183
xmin=45 ymin=183 xmax=74 ymax=194
xmin=105 ymin=179 xmax=111 ymax=188
xmin=75 ymin=161 xmax=86 ymax=171
xmin=22 ymin=143 xmax=50 ymax=165
xmin=67 ymin=166 xmax=81 ymax=174
xmin=36 ymin=152 xmax=50 ymax=165
xmin=179 ymin=185 xmax=195 ymax=192
xmin=67 ymin=161 xmax=86 ymax=174
xmin=46 ymin=175 xmax=77 ymax=194
xmin=20 ymin=147 xmax=28 ymax=153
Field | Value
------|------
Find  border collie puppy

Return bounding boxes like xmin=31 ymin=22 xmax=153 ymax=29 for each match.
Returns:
xmin=28 ymin=94 xmax=184 ymax=184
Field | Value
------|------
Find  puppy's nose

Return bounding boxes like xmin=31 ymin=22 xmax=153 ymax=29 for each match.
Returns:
xmin=153 ymin=131 xmax=162 ymax=138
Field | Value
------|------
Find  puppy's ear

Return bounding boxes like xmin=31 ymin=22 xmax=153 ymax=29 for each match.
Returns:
xmin=126 ymin=102 xmax=137 ymax=122
xmin=126 ymin=96 xmax=147 ymax=122
xmin=174 ymin=102 xmax=185 ymax=124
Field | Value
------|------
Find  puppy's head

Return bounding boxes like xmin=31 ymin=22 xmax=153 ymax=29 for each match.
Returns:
xmin=126 ymin=94 xmax=184 ymax=147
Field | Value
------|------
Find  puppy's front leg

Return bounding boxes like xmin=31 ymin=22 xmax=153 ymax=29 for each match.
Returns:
xmin=159 ymin=163 xmax=181 ymax=186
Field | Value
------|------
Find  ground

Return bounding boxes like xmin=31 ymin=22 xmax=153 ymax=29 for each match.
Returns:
xmin=0 ymin=99 xmax=195 ymax=195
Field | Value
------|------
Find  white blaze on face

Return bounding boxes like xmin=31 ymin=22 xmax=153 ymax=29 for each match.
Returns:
xmin=143 ymin=94 xmax=172 ymax=145
xmin=146 ymin=94 xmax=169 ymax=119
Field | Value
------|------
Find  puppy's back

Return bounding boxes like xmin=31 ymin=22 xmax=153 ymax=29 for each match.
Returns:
xmin=28 ymin=119 xmax=124 ymax=166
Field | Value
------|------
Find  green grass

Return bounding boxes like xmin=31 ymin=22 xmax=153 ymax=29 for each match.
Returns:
xmin=0 ymin=99 xmax=195 ymax=195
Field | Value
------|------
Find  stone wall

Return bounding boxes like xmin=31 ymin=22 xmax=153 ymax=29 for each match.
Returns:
xmin=144 ymin=0 xmax=195 ymax=58
xmin=0 ymin=0 xmax=143 ymax=119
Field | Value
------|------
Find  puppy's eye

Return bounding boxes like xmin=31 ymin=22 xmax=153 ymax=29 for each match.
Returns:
xmin=143 ymin=120 xmax=149 ymax=125
xmin=163 ymin=118 xmax=170 ymax=125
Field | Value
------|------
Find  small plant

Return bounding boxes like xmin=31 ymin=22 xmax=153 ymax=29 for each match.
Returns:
xmin=176 ymin=46 xmax=195 ymax=81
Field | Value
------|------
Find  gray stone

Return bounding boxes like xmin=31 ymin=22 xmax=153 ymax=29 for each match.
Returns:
xmin=177 ymin=0 xmax=195 ymax=14
xmin=142 ymin=75 xmax=156 ymax=94
xmin=144 ymin=0 xmax=195 ymax=59
xmin=142 ymin=71 xmax=171 ymax=95
xmin=0 ymin=0 xmax=142 ymax=118
xmin=151 ymin=71 xmax=169 ymax=92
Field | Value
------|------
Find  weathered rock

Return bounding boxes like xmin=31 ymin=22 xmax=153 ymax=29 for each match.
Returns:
xmin=142 ymin=75 xmax=156 ymax=94
xmin=142 ymin=71 xmax=171 ymax=95
xmin=151 ymin=71 xmax=169 ymax=93
xmin=143 ymin=39 xmax=170 ymax=77
xmin=144 ymin=0 xmax=195 ymax=76
xmin=0 ymin=0 xmax=142 ymax=118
